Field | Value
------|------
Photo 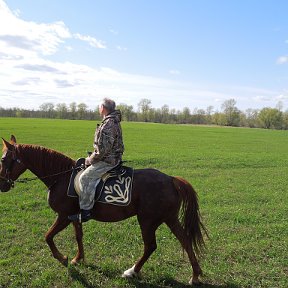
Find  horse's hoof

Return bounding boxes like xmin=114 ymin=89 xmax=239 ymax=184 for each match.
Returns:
xmin=122 ymin=265 xmax=141 ymax=279
xmin=189 ymin=277 xmax=202 ymax=286
xmin=71 ymin=257 xmax=85 ymax=265
xmin=60 ymin=256 xmax=68 ymax=267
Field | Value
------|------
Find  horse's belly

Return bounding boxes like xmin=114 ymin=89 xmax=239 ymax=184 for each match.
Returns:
xmin=93 ymin=202 xmax=137 ymax=222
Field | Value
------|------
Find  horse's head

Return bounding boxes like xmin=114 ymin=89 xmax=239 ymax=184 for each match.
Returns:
xmin=0 ymin=135 xmax=27 ymax=192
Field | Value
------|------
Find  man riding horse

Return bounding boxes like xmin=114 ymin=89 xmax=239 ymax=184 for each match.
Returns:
xmin=68 ymin=98 xmax=124 ymax=223
xmin=0 ymin=105 xmax=206 ymax=285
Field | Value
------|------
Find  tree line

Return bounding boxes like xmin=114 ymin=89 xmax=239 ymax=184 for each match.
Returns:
xmin=1 ymin=99 xmax=288 ymax=130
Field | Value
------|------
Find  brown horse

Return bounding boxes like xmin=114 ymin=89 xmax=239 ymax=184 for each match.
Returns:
xmin=0 ymin=135 xmax=207 ymax=285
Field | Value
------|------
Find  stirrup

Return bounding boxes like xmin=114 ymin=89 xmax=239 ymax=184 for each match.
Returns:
xmin=68 ymin=210 xmax=91 ymax=223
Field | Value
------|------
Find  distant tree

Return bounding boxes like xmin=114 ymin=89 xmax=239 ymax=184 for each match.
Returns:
xmin=39 ymin=102 xmax=55 ymax=118
xmin=192 ymin=108 xmax=206 ymax=124
xmin=3 ymin=98 xmax=288 ymax=129
xmin=138 ymin=98 xmax=152 ymax=122
xmin=276 ymin=101 xmax=284 ymax=112
xmin=69 ymin=102 xmax=77 ymax=120
xmin=161 ymin=104 xmax=170 ymax=123
xmin=282 ymin=110 xmax=288 ymax=130
xmin=221 ymin=99 xmax=241 ymax=126
xmin=212 ymin=112 xmax=226 ymax=126
xmin=55 ymin=103 xmax=68 ymax=119
xmin=258 ymin=108 xmax=283 ymax=129
xmin=245 ymin=108 xmax=259 ymax=128
xmin=15 ymin=109 xmax=23 ymax=118
xmin=152 ymin=108 xmax=162 ymax=123
xmin=117 ymin=103 xmax=135 ymax=121
xmin=206 ymin=106 xmax=214 ymax=124
xmin=179 ymin=107 xmax=191 ymax=123
xmin=77 ymin=103 xmax=88 ymax=120
xmin=169 ymin=108 xmax=178 ymax=123
xmin=93 ymin=107 xmax=101 ymax=120
xmin=239 ymin=111 xmax=248 ymax=127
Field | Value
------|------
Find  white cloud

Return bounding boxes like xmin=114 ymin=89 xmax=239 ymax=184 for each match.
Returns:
xmin=253 ymin=95 xmax=272 ymax=102
xmin=0 ymin=0 xmax=71 ymax=56
xmin=116 ymin=45 xmax=127 ymax=51
xmin=276 ymin=91 xmax=288 ymax=101
xmin=109 ymin=29 xmax=118 ymax=35
xmin=12 ymin=8 xmax=21 ymax=17
xmin=276 ymin=56 xmax=288 ymax=64
xmin=0 ymin=0 xmax=106 ymax=59
xmin=73 ymin=33 xmax=106 ymax=49
xmin=169 ymin=69 xmax=180 ymax=75
xmin=65 ymin=46 xmax=73 ymax=51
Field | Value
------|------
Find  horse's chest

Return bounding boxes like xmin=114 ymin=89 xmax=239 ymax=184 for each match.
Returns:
xmin=47 ymin=189 xmax=69 ymax=212
xmin=47 ymin=190 xmax=58 ymax=211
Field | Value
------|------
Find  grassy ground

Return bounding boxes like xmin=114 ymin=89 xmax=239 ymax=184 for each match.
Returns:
xmin=0 ymin=118 xmax=287 ymax=288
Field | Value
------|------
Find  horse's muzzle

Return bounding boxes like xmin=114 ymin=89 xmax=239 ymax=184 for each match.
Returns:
xmin=0 ymin=180 xmax=12 ymax=192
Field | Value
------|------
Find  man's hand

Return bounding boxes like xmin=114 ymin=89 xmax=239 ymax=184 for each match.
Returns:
xmin=85 ymin=156 xmax=92 ymax=166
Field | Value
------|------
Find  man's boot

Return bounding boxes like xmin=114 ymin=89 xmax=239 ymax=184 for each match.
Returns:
xmin=68 ymin=209 xmax=91 ymax=223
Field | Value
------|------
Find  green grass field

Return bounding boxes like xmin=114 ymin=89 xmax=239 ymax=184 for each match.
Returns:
xmin=0 ymin=118 xmax=287 ymax=288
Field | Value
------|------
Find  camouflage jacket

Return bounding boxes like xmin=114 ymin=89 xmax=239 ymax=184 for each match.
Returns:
xmin=89 ymin=110 xmax=124 ymax=166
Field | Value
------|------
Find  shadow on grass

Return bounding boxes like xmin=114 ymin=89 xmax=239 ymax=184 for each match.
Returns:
xmin=68 ymin=265 xmax=240 ymax=288
xmin=68 ymin=265 xmax=94 ymax=288
xmin=132 ymin=277 xmax=241 ymax=288
xmin=68 ymin=264 xmax=120 ymax=288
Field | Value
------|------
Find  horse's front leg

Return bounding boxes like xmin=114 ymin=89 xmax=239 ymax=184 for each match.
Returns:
xmin=71 ymin=222 xmax=85 ymax=265
xmin=45 ymin=214 xmax=71 ymax=266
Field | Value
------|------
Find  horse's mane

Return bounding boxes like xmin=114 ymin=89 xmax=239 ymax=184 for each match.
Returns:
xmin=16 ymin=144 xmax=75 ymax=176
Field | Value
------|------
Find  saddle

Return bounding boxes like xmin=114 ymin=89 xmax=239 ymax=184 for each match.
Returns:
xmin=67 ymin=158 xmax=133 ymax=206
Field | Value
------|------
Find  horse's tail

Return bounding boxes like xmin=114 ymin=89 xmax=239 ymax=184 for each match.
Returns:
xmin=173 ymin=176 xmax=208 ymax=256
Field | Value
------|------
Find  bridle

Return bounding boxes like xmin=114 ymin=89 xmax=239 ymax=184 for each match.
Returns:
xmin=0 ymin=148 xmax=76 ymax=189
xmin=0 ymin=149 xmax=21 ymax=188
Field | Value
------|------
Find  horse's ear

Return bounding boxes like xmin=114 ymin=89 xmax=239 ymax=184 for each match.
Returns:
xmin=10 ymin=135 xmax=17 ymax=144
xmin=2 ymin=138 xmax=8 ymax=149
xmin=2 ymin=138 xmax=14 ymax=150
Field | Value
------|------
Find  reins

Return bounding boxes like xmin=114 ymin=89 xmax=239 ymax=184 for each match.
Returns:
xmin=1 ymin=166 xmax=82 ymax=186
xmin=15 ymin=168 xmax=75 ymax=184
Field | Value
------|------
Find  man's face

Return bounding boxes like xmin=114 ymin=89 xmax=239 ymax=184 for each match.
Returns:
xmin=99 ymin=104 xmax=104 ymax=117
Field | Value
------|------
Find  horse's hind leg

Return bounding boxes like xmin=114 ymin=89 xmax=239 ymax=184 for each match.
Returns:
xmin=45 ymin=214 xmax=70 ymax=266
xmin=166 ymin=218 xmax=202 ymax=285
xmin=122 ymin=220 xmax=159 ymax=278
xmin=71 ymin=222 xmax=85 ymax=265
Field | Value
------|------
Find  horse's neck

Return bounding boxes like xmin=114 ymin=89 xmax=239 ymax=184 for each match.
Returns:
xmin=18 ymin=144 xmax=74 ymax=186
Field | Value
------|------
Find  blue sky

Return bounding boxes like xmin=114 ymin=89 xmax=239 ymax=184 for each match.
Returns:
xmin=0 ymin=0 xmax=287 ymax=111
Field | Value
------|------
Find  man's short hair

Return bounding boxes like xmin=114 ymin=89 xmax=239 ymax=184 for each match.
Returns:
xmin=101 ymin=98 xmax=116 ymax=113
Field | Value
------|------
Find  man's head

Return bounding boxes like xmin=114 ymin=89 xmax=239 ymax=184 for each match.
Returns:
xmin=99 ymin=98 xmax=116 ymax=117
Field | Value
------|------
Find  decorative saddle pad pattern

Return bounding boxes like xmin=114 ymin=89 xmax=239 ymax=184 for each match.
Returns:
xmin=67 ymin=158 xmax=133 ymax=207
xmin=95 ymin=168 xmax=133 ymax=206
